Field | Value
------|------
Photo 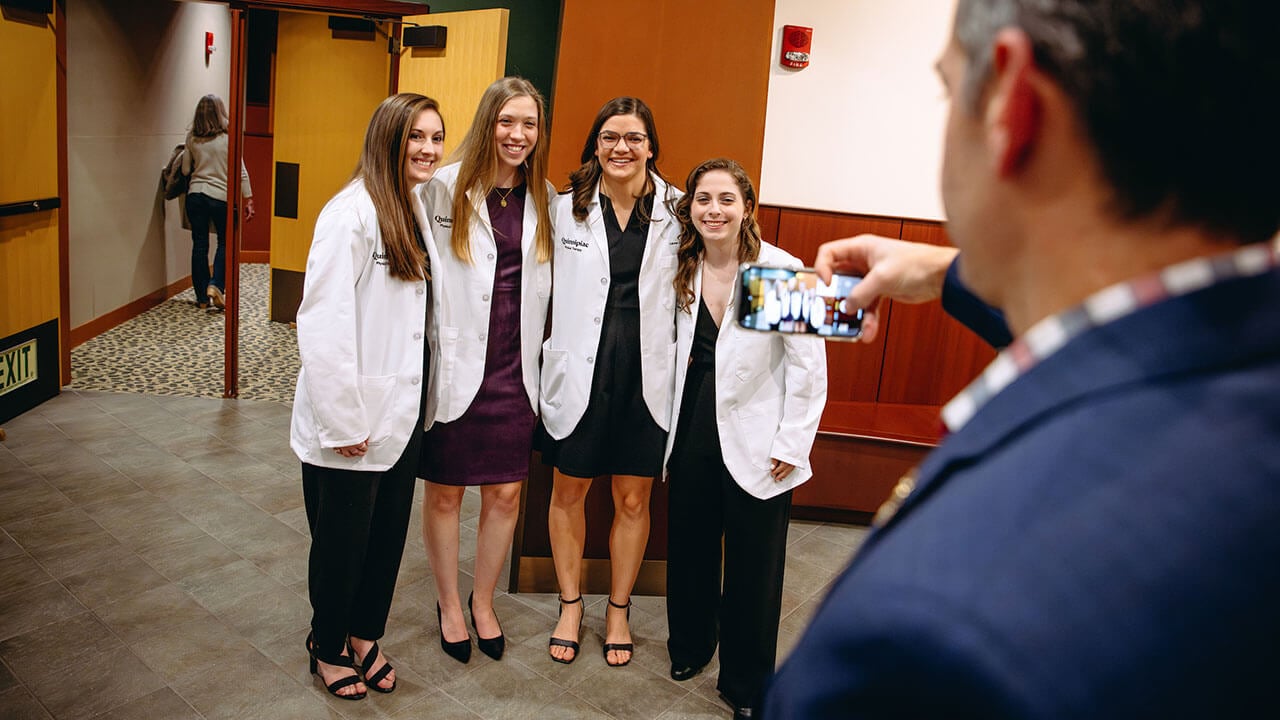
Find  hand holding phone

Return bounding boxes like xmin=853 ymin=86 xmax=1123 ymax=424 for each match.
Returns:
xmin=737 ymin=263 xmax=864 ymax=340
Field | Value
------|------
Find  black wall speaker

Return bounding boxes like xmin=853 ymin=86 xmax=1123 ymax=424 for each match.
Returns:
xmin=403 ymin=25 xmax=447 ymax=49
xmin=327 ymin=15 xmax=375 ymax=35
xmin=0 ymin=0 xmax=53 ymax=13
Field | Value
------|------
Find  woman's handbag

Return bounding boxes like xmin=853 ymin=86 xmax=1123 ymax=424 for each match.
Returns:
xmin=161 ymin=143 xmax=189 ymax=200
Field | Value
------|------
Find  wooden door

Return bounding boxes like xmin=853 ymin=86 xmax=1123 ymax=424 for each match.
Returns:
xmin=1 ymin=5 xmax=62 ymax=423
xmin=397 ymin=9 xmax=509 ymax=159
xmin=267 ymin=10 xmax=391 ymax=322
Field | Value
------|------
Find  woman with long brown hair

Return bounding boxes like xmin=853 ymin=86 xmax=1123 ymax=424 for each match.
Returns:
xmin=417 ymin=76 xmax=554 ymax=664
xmin=539 ymin=97 xmax=681 ymax=667
xmin=664 ymin=158 xmax=826 ymax=719
xmin=291 ymin=93 xmax=443 ymax=700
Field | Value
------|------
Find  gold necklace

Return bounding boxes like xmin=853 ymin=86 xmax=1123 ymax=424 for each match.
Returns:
xmin=494 ymin=186 xmax=516 ymax=207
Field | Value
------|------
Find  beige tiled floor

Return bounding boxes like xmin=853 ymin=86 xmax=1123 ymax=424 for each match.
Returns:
xmin=0 ymin=390 xmax=869 ymax=719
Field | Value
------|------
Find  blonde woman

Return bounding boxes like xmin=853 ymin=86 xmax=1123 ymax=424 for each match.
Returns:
xmin=291 ymin=93 xmax=443 ymax=700
xmin=418 ymin=77 xmax=554 ymax=663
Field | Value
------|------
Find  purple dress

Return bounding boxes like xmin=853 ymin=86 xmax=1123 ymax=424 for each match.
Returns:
xmin=420 ymin=184 xmax=536 ymax=486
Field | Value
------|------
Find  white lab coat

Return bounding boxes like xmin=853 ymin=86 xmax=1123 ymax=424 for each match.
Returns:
xmin=539 ymin=177 xmax=682 ymax=439
xmin=663 ymin=243 xmax=828 ymax=499
xmin=418 ymin=162 xmax=553 ymax=423
xmin=290 ymin=179 xmax=432 ymax=471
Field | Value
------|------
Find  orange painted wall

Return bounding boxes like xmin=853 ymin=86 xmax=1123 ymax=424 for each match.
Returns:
xmin=548 ymin=0 xmax=775 ymax=190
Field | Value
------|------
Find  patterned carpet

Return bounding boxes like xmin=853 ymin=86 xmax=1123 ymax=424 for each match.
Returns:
xmin=69 ymin=264 xmax=300 ymax=403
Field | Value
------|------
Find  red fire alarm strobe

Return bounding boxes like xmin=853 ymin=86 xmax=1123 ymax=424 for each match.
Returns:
xmin=781 ymin=25 xmax=812 ymax=69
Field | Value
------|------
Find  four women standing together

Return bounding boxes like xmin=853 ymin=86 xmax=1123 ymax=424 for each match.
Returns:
xmin=290 ymin=80 xmax=825 ymax=716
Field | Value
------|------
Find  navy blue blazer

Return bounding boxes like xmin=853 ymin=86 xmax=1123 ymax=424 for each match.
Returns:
xmin=764 ymin=265 xmax=1280 ymax=718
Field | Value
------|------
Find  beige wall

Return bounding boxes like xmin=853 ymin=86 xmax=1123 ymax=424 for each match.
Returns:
xmin=760 ymin=0 xmax=953 ymax=219
xmin=66 ymin=0 xmax=234 ymax=328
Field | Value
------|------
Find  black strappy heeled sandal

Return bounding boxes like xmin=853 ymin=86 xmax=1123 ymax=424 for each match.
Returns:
xmin=352 ymin=639 xmax=396 ymax=693
xmin=469 ymin=592 xmax=506 ymax=661
xmin=306 ymin=632 xmax=366 ymax=701
xmin=548 ymin=594 xmax=584 ymax=664
xmin=602 ymin=597 xmax=634 ymax=667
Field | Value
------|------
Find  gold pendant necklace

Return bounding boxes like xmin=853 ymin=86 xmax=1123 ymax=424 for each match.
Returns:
xmin=495 ymin=186 xmax=515 ymax=207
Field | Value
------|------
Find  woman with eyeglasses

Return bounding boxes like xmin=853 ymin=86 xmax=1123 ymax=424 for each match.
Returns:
xmin=665 ymin=158 xmax=826 ymax=720
xmin=417 ymin=77 xmax=555 ymax=664
xmin=539 ymin=97 xmax=680 ymax=667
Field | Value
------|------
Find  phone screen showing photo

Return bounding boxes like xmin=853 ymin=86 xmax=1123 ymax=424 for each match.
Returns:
xmin=737 ymin=264 xmax=864 ymax=340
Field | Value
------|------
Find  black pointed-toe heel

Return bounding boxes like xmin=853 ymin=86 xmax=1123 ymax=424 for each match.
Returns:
xmin=548 ymin=594 xmax=584 ymax=664
xmin=437 ymin=602 xmax=472 ymax=664
xmin=352 ymin=639 xmax=396 ymax=694
xmin=602 ymin=597 xmax=634 ymax=667
xmin=306 ymin=632 xmax=367 ymax=701
xmin=468 ymin=592 xmax=506 ymax=661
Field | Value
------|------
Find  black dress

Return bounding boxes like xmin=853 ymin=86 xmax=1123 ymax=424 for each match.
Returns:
xmin=549 ymin=192 xmax=666 ymax=478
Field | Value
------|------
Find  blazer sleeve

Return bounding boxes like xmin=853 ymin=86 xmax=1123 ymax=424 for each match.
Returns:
xmin=295 ymin=200 xmax=372 ymax=448
xmin=769 ymin=333 xmax=828 ymax=468
xmin=941 ymin=256 xmax=1013 ymax=349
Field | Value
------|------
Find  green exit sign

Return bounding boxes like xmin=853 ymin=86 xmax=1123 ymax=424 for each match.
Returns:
xmin=0 ymin=339 xmax=38 ymax=396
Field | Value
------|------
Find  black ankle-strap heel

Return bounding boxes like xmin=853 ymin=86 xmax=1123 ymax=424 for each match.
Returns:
xmin=602 ymin=597 xmax=633 ymax=667
xmin=306 ymin=632 xmax=366 ymax=700
xmin=548 ymin=594 xmax=584 ymax=664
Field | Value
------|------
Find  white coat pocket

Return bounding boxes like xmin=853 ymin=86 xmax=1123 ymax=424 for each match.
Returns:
xmin=540 ymin=346 xmax=568 ymax=410
xmin=360 ymin=374 xmax=397 ymax=444
xmin=731 ymin=407 xmax=775 ymax=470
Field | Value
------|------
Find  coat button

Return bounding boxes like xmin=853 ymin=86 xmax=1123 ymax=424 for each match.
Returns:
xmin=482 ymin=294 xmax=490 ymax=302
xmin=413 ymin=332 xmax=423 ymax=340
xmin=479 ymin=333 xmax=487 ymax=342
xmin=586 ymin=356 xmax=594 ymax=364
xmin=487 ymin=253 xmax=495 ymax=260
xmin=416 ymin=288 xmax=425 ymax=296
xmin=593 ymin=316 xmax=601 ymax=324
xmin=412 ymin=376 xmax=421 ymax=385
xmin=600 ymin=277 xmax=607 ymax=285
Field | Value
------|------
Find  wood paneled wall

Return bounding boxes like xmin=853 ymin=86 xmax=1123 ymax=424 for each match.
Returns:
xmin=547 ymin=0 xmax=774 ymax=188
xmin=763 ymin=205 xmax=997 ymax=515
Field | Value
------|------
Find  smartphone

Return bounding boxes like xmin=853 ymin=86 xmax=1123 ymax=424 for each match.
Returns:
xmin=737 ymin=263 xmax=864 ymax=340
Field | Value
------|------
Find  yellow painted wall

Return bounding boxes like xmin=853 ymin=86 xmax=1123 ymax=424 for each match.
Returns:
xmin=270 ymin=12 xmax=390 ymax=273
xmin=1 ymin=9 xmax=60 ymax=338
xmin=398 ymin=9 xmax=509 ymax=160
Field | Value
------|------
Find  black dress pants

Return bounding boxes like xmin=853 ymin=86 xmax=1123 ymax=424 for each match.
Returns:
xmin=302 ymin=424 xmax=422 ymax=660
xmin=667 ymin=363 xmax=793 ymax=710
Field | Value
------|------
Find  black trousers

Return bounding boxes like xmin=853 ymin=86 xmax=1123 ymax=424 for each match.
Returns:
xmin=666 ymin=365 xmax=793 ymax=709
xmin=302 ymin=425 xmax=422 ymax=660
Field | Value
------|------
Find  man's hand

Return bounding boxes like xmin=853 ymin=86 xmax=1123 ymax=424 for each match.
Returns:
xmin=814 ymin=235 xmax=958 ymax=342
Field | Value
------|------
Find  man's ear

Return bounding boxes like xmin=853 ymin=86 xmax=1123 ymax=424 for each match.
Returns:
xmin=985 ymin=28 xmax=1041 ymax=176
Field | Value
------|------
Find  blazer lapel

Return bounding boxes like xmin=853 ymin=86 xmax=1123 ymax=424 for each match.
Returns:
xmin=641 ymin=178 xmax=672 ymax=267
xmin=521 ymin=182 xmax=538 ymax=261
xmin=583 ymin=187 xmax=609 ymax=268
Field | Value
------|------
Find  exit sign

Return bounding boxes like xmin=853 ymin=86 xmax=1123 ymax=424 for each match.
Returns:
xmin=0 ymin=339 xmax=37 ymax=396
